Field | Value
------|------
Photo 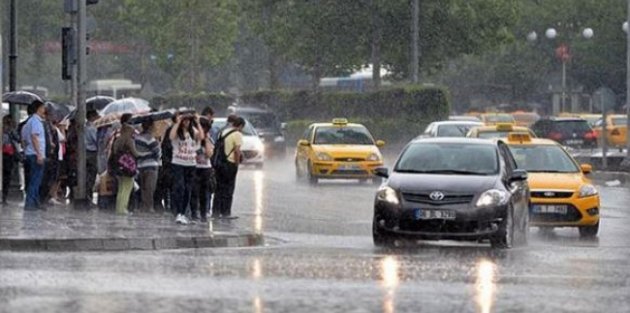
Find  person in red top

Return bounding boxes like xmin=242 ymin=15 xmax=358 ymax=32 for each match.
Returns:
xmin=2 ymin=115 xmax=20 ymax=205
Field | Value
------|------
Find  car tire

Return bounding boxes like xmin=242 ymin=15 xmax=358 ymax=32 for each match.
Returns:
xmin=307 ymin=162 xmax=318 ymax=185
xmin=491 ymin=206 xmax=514 ymax=249
xmin=579 ymin=221 xmax=599 ymax=238
xmin=373 ymin=219 xmax=394 ymax=247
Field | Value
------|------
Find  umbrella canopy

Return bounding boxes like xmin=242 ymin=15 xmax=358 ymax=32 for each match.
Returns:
xmin=99 ymin=97 xmax=150 ymax=116
xmin=129 ymin=110 xmax=175 ymax=125
xmin=2 ymin=91 xmax=43 ymax=105
xmin=45 ymin=101 xmax=71 ymax=123
xmin=86 ymin=96 xmax=115 ymax=111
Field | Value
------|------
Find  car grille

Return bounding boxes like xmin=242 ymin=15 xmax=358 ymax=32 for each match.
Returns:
xmin=398 ymin=211 xmax=484 ymax=233
xmin=531 ymin=191 xmax=574 ymax=199
xmin=402 ymin=192 xmax=474 ymax=205
xmin=334 ymin=157 xmax=365 ymax=162
xmin=330 ymin=170 xmax=368 ymax=176
xmin=242 ymin=150 xmax=258 ymax=159
xmin=530 ymin=204 xmax=582 ymax=223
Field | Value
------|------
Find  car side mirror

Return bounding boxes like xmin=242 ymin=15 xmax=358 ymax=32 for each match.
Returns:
xmin=509 ymin=169 xmax=528 ymax=182
xmin=298 ymin=139 xmax=310 ymax=147
xmin=376 ymin=140 xmax=385 ymax=147
xmin=580 ymin=163 xmax=592 ymax=174
xmin=375 ymin=167 xmax=389 ymax=178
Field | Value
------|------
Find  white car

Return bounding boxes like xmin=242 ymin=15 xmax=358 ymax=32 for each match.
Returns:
xmin=419 ymin=121 xmax=484 ymax=138
xmin=213 ymin=117 xmax=265 ymax=168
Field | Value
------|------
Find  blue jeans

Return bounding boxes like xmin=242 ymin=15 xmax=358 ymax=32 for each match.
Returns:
xmin=25 ymin=155 xmax=45 ymax=210
xmin=171 ymin=165 xmax=195 ymax=216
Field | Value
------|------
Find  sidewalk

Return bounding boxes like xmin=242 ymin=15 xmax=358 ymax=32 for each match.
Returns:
xmin=0 ymin=202 xmax=263 ymax=252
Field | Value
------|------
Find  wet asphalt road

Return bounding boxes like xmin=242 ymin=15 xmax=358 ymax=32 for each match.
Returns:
xmin=1 ymin=156 xmax=630 ymax=313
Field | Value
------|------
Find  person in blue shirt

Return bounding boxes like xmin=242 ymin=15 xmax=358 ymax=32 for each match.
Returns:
xmin=21 ymin=100 xmax=47 ymax=211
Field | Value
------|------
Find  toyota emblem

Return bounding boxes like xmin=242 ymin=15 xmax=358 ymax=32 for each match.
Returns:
xmin=429 ymin=191 xmax=445 ymax=201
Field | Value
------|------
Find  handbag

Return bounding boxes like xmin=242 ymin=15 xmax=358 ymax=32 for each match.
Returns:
xmin=115 ymin=152 xmax=137 ymax=177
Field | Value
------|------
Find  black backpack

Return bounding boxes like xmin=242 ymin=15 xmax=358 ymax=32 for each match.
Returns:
xmin=211 ymin=129 xmax=238 ymax=169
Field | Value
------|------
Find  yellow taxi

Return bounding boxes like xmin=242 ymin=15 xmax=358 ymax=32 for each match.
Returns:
xmin=467 ymin=123 xmax=536 ymax=139
xmin=505 ymin=133 xmax=600 ymax=237
xmin=593 ymin=114 xmax=628 ymax=148
xmin=480 ymin=113 xmax=516 ymax=126
xmin=295 ymin=119 xmax=385 ymax=184
xmin=511 ymin=111 xmax=540 ymax=127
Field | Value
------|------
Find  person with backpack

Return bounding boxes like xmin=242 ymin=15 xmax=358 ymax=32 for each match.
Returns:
xmin=169 ymin=112 xmax=203 ymax=225
xmin=110 ymin=114 xmax=139 ymax=215
xmin=212 ymin=116 xmax=245 ymax=219
xmin=190 ymin=117 xmax=215 ymax=223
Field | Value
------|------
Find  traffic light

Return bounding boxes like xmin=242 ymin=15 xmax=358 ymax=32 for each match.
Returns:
xmin=62 ymin=27 xmax=75 ymax=80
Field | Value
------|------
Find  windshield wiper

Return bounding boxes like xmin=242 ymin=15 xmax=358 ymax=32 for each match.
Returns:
xmin=424 ymin=170 xmax=490 ymax=175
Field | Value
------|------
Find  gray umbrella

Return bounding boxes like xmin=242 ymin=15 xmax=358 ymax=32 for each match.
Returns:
xmin=2 ymin=91 xmax=43 ymax=105
xmin=45 ymin=101 xmax=71 ymax=123
xmin=86 ymin=96 xmax=116 ymax=111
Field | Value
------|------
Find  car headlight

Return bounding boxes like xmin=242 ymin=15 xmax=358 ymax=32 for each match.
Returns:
xmin=274 ymin=136 xmax=285 ymax=143
xmin=367 ymin=153 xmax=381 ymax=162
xmin=316 ymin=152 xmax=333 ymax=161
xmin=476 ymin=189 xmax=510 ymax=208
xmin=579 ymin=184 xmax=598 ymax=198
xmin=376 ymin=186 xmax=399 ymax=205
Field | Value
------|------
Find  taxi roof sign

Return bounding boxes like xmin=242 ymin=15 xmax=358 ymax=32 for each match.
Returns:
xmin=332 ymin=118 xmax=348 ymax=125
xmin=507 ymin=132 xmax=532 ymax=143
xmin=496 ymin=123 xmax=514 ymax=131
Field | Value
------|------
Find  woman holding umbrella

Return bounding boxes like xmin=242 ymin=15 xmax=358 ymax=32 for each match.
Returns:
xmin=169 ymin=112 xmax=203 ymax=225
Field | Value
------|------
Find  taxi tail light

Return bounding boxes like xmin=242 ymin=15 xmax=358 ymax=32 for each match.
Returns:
xmin=611 ymin=128 xmax=621 ymax=136
xmin=549 ymin=131 xmax=563 ymax=141
xmin=584 ymin=131 xmax=597 ymax=140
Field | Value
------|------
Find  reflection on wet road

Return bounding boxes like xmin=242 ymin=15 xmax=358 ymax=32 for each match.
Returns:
xmin=1 ymin=158 xmax=629 ymax=313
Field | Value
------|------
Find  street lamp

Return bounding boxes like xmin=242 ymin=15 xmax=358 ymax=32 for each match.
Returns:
xmin=528 ymin=27 xmax=593 ymax=113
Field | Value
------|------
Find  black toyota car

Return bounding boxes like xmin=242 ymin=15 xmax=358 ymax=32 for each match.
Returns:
xmin=372 ymin=138 xmax=530 ymax=249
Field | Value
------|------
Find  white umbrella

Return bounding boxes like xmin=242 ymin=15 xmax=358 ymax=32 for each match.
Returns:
xmin=99 ymin=97 xmax=150 ymax=116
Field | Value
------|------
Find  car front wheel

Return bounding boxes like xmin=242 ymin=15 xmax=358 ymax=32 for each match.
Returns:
xmin=491 ymin=206 xmax=514 ymax=249
xmin=373 ymin=219 xmax=394 ymax=247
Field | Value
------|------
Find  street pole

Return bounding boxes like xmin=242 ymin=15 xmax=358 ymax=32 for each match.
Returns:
xmin=410 ymin=0 xmax=419 ymax=83
xmin=601 ymin=92 xmax=608 ymax=169
xmin=74 ymin=0 xmax=88 ymax=208
xmin=626 ymin=0 xmax=630 ymax=165
xmin=8 ymin=0 xmax=19 ymax=121
xmin=561 ymin=60 xmax=567 ymax=113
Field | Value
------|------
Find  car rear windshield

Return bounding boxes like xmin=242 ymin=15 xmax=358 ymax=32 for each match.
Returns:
xmin=509 ymin=145 xmax=579 ymax=173
xmin=477 ymin=131 xmax=510 ymax=139
xmin=313 ymin=126 xmax=374 ymax=145
xmin=553 ymin=120 xmax=592 ymax=133
xmin=485 ymin=114 xmax=514 ymax=123
xmin=395 ymin=142 xmax=499 ymax=175
xmin=436 ymin=124 xmax=477 ymax=137
xmin=612 ymin=117 xmax=628 ymax=126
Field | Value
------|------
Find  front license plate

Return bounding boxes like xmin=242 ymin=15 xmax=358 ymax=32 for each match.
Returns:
xmin=339 ymin=164 xmax=360 ymax=170
xmin=532 ymin=205 xmax=568 ymax=214
xmin=414 ymin=209 xmax=456 ymax=220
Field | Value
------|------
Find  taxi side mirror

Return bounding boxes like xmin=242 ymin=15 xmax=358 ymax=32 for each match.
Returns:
xmin=376 ymin=140 xmax=386 ymax=147
xmin=580 ymin=164 xmax=592 ymax=174
xmin=298 ymin=139 xmax=310 ymax=147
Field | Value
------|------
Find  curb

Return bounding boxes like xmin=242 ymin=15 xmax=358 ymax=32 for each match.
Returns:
xmin=0 ymin=233 xmax=264 ymax=252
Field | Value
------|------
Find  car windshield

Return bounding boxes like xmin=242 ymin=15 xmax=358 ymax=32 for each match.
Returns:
xmin=313 ymin=126 xmax=374 ymax=145
xmin=395 ymin=142 xmax=499 ymax=175
xmin=612 ymin=117 xmax=628 ymax=126
xmin=554 ymin=120 xmax=592 ymax=134
xmin=477 ymin=131 xmax=510 ymax=139
xmin=485 ymin=115 xmax=514 ymax=123
xmin=212 ymin=119 xmax=257 ymax=136
xmin=509 ymin=145 xmax=579 ymax=173
xmin=243 ymin=112 xmax=278 ymax=129
xmin=436 ymin=124 xmax=478 ymax=137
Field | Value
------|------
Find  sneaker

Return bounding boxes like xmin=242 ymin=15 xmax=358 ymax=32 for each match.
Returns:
xmin=49 ymin=198 xmax=64 ymax=206
xmin=176 ymin=214 xmax=189 ymax=225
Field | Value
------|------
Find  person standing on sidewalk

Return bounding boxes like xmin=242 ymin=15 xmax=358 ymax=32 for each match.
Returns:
xmin=190 ymin=117 xmax=214 ymax=223
xmin=135 ymin=120 xmax=161 ymax=213
xmin=212 ymin=117 xmax=244 ymax=219
xmin=85 ymin=110 xmax=100 ymax=205
xmin=2 ymin=115 xmax=20 ymax=205
xmin=169 ymin=113 xmax=202 ymax=225
xmin=21 ymin=100 xmax=47 ymax=211
xmin=111 ymin=114 xmax=138 ymax=215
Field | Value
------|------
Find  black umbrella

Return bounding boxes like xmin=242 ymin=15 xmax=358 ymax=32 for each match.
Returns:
xmin=2 ymin=91 xmax=43 ymax=105
xmin=46 ymin=101 xmax=71 ymax=123
xmin=130 ymin=110 xmax=175 ymax=125
xmin=86 ymin=96 xmax=115 ymax=111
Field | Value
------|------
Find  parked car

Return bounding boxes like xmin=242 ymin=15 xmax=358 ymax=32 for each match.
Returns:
xmin=530 ymin=117 xmax=597 ymax=148
xmin=227 ymin=106 xmax=287 ymax=158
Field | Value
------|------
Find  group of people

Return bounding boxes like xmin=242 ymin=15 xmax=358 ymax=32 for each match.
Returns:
xmin=6 ymin=102 xmax=246 ymax=225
